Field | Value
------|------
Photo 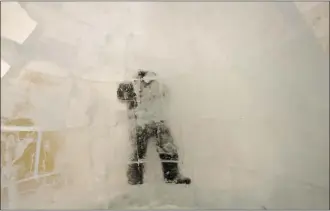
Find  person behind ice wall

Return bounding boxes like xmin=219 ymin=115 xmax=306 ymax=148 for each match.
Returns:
xmin=117 ymin=70 xmax=191 ymax=185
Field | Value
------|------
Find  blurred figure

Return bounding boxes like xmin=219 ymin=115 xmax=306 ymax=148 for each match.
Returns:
xmin=117 ymin=70 xmax=191 ymax=185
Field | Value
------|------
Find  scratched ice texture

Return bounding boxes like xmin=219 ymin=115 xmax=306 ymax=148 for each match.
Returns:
xmin=1 ymin=2 xmax=329 ymax=209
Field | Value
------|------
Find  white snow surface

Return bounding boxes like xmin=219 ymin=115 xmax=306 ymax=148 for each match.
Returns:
xmin=1 ymin=2 xmax=329 ymax=210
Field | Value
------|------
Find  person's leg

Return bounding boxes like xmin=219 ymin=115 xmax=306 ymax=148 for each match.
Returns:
xmin=155 ymin=121 xmax=191 ymax=184
xmin=127 ymin=125 xmax=149 ymax=185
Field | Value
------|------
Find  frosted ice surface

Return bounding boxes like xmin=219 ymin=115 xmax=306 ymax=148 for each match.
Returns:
xmin=1 ymin=59 xmax=11 ymax=78
xmin=1 ymin=2 xmax=329 ymax=210
xmin=1 ymin=2 xmax=37 ymax=44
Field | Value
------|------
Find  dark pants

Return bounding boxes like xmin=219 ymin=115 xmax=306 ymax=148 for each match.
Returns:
xmin=127 ymin=121 xmax=180 ymax=184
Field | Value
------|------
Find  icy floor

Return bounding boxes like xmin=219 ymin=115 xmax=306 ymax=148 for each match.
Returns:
xmin=12 ymin=139 xmax=329 ymax=210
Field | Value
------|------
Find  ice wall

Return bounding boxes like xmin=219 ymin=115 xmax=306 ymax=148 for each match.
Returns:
xmin=142 ymin=3 xmax=329 ymax=209
xmin=295 ymin=2 xmax=329 ymax=54
xmin=1 ymin=2 xmax=329 ymax=209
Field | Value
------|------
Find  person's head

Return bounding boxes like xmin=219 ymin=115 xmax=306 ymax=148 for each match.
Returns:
xmin=136 ymin=69 xmax=157 ymax=86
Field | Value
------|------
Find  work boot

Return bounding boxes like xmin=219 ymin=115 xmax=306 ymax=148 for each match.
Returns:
xmin=161 ymin=161 xmax=191 ymax=185
xmin=127 ymin=163 xmax=144 ymax=185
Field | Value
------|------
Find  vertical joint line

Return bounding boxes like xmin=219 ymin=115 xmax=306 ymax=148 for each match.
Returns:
xmin=33 ymin=129 xmax=42 ymax=177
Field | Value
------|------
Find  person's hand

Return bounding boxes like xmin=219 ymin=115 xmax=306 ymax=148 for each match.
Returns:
xmin=117 ymin=82 xmax=136 ymax=102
